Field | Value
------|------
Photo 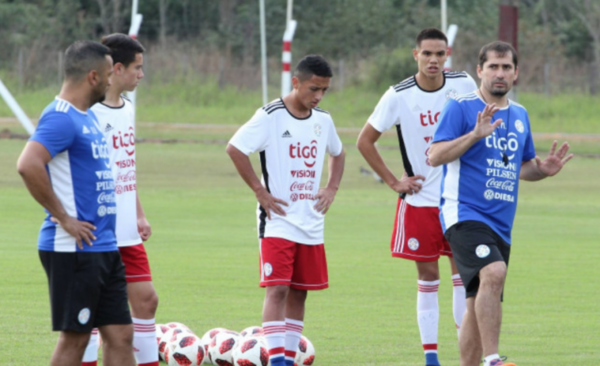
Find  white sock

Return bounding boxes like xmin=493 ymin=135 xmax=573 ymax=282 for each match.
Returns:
xmin=452 ymin=273 xmax=466 ymax=336
xmin=263 ymin=321 xmax=286 ymax=366
xmin=132 ymin=317 xmax=159 ymax=366
xmin=82 ymin=328 xmax=99 ymax=365
xmin=484 ymin=353 xmax=501 ymax=366
xmin=284 ymin=318 xmax=304 ymax=365
xmin=417 ymin=280 xmax=440 ymax=355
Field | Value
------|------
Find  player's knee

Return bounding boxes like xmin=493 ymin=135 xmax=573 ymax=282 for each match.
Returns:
xmin=265 ymin=285 xmax=289 ymax=304
xmin=480 ymin=261 xmax=507 ymax=288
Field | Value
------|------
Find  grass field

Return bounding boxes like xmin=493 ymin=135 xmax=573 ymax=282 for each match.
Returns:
xmin=0 ymin=137 xmax=598 ymax=365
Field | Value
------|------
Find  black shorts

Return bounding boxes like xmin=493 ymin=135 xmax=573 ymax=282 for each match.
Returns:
xmin=444 ymin=221 xmax=511 ymax=298
xmin=39 ymin=250 xmax=132 ymax=332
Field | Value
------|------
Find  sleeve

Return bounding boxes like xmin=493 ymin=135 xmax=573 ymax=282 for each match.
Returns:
xmin=462 ymin=73 xmax=478 ymax=93
xmin=228 ymin=109 xmax=270 ymax=155
xmin=326 ymin=118 xmax=343 ymax=157
xmin=433 ymin=99 xmax=467 ymax=143
xmin=29 ymin=112 xmax=76 ymax=157
xmin=367 ymin=87 xmax=400 ymax=133
xmin=522 ymin=115 xmax=536 ymax=161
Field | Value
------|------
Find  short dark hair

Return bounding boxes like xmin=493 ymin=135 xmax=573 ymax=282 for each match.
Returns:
xmin=101 ymin=33 xmax=145 ymax=67
xmin=64 ymin=40 xmax=111 ymax=80
xmin=416 ymin=28 xmax=448 ymax=47
xmin=294 ymin=55 xmax=333 ymax=81
xmin=478 ymin=41 xmax=518 ymax=68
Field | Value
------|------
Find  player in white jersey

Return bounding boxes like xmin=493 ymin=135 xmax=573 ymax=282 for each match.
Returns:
xmin=80 ymin=34 xmax=159 ymax=366
xmin=357 ymin=28 xmax=477 ymax=366
xmin=227 ymin=55 xmax=345 ymax=366
xmin=429 ymin=41 xmax=572 ymax=366
xmin=18 ymin=41 xmax=136 ymax=366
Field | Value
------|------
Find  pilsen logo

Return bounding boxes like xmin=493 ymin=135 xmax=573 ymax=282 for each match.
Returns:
xmin=289 ymin=140 xmax=317 ymax=168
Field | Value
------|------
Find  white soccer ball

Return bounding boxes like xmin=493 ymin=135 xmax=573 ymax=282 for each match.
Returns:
xmin=166 ymin=322 xmax=192 ymax=331
xmin=232 ymin=337 xmax=269 ymax=366
xmin=161 ymin=327 xmax=195 ymax=361
xmin=200 ymin=328 xmax=227 ymax=364
xmin=208 ymin=331 xmax=240 ymax=366
xmin=168 ymin=334 xmax=205 ymax=366
xmin=294 ymin=335 xmax=315 ymax=366
xmin=240 ymin=326 xmax=264 ymax=339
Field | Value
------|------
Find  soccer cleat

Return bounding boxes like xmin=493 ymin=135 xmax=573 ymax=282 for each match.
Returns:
xmin=489 ymin=359 xmax=516 ymax=366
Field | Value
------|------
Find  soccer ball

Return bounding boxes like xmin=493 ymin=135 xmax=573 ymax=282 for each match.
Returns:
xmin=294 ymin=336 xmax=315 ymax=366
xmin=157 ymin=324 xmax=170 ymax=345
xmin=161 ymin=327 xmax=195 ymax=361
xmin=168 ymin=334 xmax=205 ymax=366
xmin=166 ymin=322 xmax=192 ymax=331
xmin=208 ymin=331 xmax=240 ymax=366
xmin=232 ymin=337 xmax=269 ymax=366
xmin=200 ymin=328 xmax=227 ymax=364
xmin=240 ymin=326 xmax=264 ymax=338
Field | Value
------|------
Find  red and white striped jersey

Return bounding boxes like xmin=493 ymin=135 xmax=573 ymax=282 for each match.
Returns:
xmin=92 ymin=96 xmax=142 ymax=247
xmin=368 ymin=71 xmax=477 ymax=207
xmin=229 ymin=99 xmax=343 ymax=245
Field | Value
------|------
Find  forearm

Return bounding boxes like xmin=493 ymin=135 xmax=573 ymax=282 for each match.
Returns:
xmin=136 ymin=191 xmax=147 ymax=219
xmin=520 ymin=160 xmax=547 ymax=181
xmin=357 ymin=139 xmax=399 ymax=187
xmin=19 ymin=164 xmax=69 ymax=221
xmin=325 ymin=151 xmax=345 ymax=191
xmin=429 ymin=132 xmax=480 ymax=167
xmin=226 ymin=144 xmax=263 ymax=193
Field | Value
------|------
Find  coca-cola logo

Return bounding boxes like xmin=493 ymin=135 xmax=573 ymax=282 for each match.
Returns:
xmin=112 ymin=126 xmax=135 ymax=156
xmin=97 ymin=192 xmax=116 ymax=204
xmin=485 ymin=178 xmax=515 ymax=192
xmin=289 ymin=140 xmax=317 ymax=168
xmin=290 ymin=180 xmax=314 ymax=192
xmin=116 ymin=170 xmax=136 ymax=183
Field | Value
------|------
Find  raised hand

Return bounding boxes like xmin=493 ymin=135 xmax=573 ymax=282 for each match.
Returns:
xmin=535 ymin=140 xmax=573 ymax=177
xmin=473 ymin=103 xmax=502 ymax=140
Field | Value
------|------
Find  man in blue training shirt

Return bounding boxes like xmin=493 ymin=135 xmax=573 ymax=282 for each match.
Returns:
xmin=17 ymin=40 xmax=136 ymax=366
xmin=429 ymin=41 xmax=573 ymax=366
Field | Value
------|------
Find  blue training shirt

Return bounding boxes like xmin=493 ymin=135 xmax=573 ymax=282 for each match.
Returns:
xmin=433 ymin=92 xmax=536 ymax=244
xmin=30 ymin=98 xmax=117 ymax=252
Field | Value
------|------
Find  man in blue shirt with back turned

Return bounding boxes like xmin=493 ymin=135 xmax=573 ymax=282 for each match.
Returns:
xmin=429 ymin=41 xmax=573 ymax=366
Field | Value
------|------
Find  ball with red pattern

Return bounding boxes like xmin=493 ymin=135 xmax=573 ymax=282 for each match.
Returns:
xmin=168 ymin=334 xmax=205 ymax=366
xmin=232 ymin=337 xmax=269 ymax=366
xmin=239 ymin=326 xmax=264 ymax=339
xmin=160 ymin=327 xmax=195 ymax=361
xmin=207 ymin=332 xmax=240 ymax=366
xmin=294 ymin=335 xmax=315 ymax=366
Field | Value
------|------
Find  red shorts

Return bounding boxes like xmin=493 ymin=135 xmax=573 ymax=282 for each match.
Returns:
xmin=259 ymin=237 xmax=328 ymax=290
xmin=119 ymin=243 xmax=152 ymax=283
xmin=390 ymin=198 xmax=452 ymax=262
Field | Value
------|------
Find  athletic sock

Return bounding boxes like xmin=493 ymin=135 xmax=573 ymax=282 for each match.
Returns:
xmin=81 ymin=328 xmax=99 ymax=366
xmin=263 ymin=321 xmax=286 ymax=366
xmin=284 ymin=318 xmax=304 ymax=366
xmin=484 ymin=353 xmax=502 ymax=366
xmin=417 ymin=279 xmax=440 ymax=366
xmin=452 ymin=273 xmax=466 ymax=337
xmin=132 ymin=317 xmax=159 ymax=366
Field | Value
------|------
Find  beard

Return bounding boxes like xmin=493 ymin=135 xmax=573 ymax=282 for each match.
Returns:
xmin=490 ymin=88 xmax=509 ymax=97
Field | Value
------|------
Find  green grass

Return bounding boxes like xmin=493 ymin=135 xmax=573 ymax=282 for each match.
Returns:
xmin=1 ymin=140 xmax=599 ymax=365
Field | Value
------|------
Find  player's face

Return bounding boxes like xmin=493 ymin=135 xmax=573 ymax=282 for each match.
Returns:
xmin=92 ymin=55 xmax=113 ymax=104
xmin=413 ymin=39 xmax=448 ymax=79
xmin=477 ymin=51 xmax=518 ymax=97
xmin=121 ymin=53 xmax=144 ymax=92
xmin=293 ymin=75 xmax=331 ymax=110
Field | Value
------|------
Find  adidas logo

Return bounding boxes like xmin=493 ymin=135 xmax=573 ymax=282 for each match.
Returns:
xmin=105 ymin=123 xmax=113 ymax=132
xmin=282 ymin=130 xmax=292 ymax=138
xmin=82 ymin=125 xmax=91 ymax=134
xmin=412 ymin=104 xmax=422 ymax=112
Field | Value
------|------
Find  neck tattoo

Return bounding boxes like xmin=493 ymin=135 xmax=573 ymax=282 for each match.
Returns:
xmin=479 ymin=89 xmax=510 ymax=166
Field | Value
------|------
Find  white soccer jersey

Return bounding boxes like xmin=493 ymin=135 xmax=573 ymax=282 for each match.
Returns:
xmin=92 ymin=96 xmax=142 ymax=247
xmin=229 ymin=99 xmax=343 ymax=245
xmin=368 ymin=71 xmax=477 ymax=207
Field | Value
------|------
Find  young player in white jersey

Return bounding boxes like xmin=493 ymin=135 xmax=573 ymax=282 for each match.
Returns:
xmin=356 ymin=28 xmax=477 ymax=366
xmin=17 ymin=40 xmax=136 ymax=366
xmin=429 ymin=41 xmax=572 ymax=366
xmin=80 ymin=34 xmax=159 ymax=366
xmin=227 ymin=55 xmax=345 ymax=366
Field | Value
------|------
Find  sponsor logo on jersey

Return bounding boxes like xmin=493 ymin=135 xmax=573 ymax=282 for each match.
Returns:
xmin=407 ymin=238 xmax=419 ymax=251
xmin=91 ymin=138 xmax=111 ymax=168
xmin=424 ymin=136 xmax=433 ymax=143
xmin=97 ymin=205 xmax=116 ymax=217
xmin=485 ymin=132 xmax=519 ymax=161
xmin=116 ymin=170 xmax=136 ymax=183
xmin=445 ymin=88 xmax=458 ymax=100
xmin=95 ymin=170 xmax=113 ymax=180
xmin=475 ymin=244 xmax=490 ymax=258
xmin=290 ymin=193 xmax=317 ymax=202
xmin=96 ymin=180 xmax=115 ymax=191
xmin=289 ymin=140 xmax=317 ymax=168
xmin=484 ymin=189 xmax=515 ymax=202
xmin=105 ymin=123 xmax=114 ymax=132
xmin=83 ymin=125 xmax=91 ymax=134
xmin=78 ymin=308 xmax=91 ymax=324
xmin=115 ymin=159 xmax=136 ymax=168
xmin=112 ymin=126 xmax=135 ymax=156
xmin=291 ymin=170 xmax=316 ymax=178
xmin=290 ymin=181 xmax=314 ymax=192
xmin=97 ymin=192 xmax=116 ymax=204
xmin=115 ymin=183 xmax=137 ymax=194
xmin=515 ymin=119 xmax=524 ymax=133
xmin=282 ymin=130 xmax=292 ymax=138
xmin=263 ymin=262 xmax=273 ymax=277
xmin=485 ymin=178 xmax=515 ymax=192
xmin=419 ymin=110 xmax=441 ymax=126
xmin=314 ymin=123 xmax=322 ymax=137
